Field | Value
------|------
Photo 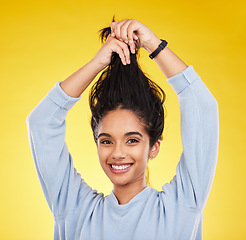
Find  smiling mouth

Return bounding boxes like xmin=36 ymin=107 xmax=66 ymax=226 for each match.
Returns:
xmin=111 ymin=164 xmax=131 ymax=170
xmin=109 ymin=163 xmax=134 ymax=173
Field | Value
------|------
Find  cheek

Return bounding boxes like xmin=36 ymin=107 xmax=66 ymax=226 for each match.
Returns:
xmin=97 ymin=146 xmax=111 ymax=164
xmin=130 ymin=145 xmax=150 ymax=162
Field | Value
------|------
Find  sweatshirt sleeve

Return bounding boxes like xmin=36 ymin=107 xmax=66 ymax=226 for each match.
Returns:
xmin=26 ymin=81 xmax=101 ymax=218
xmin=162 ymin=65 xmax=219 ymax=211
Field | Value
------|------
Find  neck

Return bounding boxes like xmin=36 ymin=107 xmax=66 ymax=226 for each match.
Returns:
xmin=113 ymin=178 xmax=147 ymax=205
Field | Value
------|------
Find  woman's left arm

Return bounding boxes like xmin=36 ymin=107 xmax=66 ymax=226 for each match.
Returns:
xmin=165 ymin=66 xmax=219 ymax=209
xmin=111 ymin=19 xmax=219 ymax=209
xmin=138 ymin=23 xmax=219 ymax=209
xmin=110 ymin=18 xmax=188 ymax=78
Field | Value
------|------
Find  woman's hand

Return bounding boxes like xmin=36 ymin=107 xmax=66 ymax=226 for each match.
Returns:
xmin=92 ymin=34 xmax=131 ymax=70
xmin=110 ymin=19 xmax=160 ymax=54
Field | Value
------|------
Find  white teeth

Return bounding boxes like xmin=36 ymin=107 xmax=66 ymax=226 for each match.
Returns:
xmin=111 ymin=164 xmax=131 ymax=170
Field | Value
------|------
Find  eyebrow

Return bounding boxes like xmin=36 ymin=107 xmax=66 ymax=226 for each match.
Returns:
xmin=97 ymin=131 xmax=143 ymax=139
xmin=97 ymin=133 xmax=111 ymax=139
xmin=125 ymin=132 xmax=143 ymax=138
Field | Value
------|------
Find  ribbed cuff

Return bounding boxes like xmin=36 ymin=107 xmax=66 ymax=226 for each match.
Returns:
xmin=166 ymin=65 xmax=200 ymax=95
xmin=47 ymin=81 xmax=81 ymax=110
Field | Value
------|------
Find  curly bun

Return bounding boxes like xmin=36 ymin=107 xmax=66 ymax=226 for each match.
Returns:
xmin=89 ymin=18 xmax=166 ymax=147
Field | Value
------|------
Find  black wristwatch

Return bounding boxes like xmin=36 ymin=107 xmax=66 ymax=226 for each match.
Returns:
xmin=149 ymin=39 xmax=168 ymax=59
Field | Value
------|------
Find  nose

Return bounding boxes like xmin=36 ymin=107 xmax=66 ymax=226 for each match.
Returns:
xmin=111 ymin=143 xmax=126 ymax=160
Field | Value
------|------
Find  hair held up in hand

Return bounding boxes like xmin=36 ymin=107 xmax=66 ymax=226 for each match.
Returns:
xmin=89 ymin=20 xmax=166 ymax=147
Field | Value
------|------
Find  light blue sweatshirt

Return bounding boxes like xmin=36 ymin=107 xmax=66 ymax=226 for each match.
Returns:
xmin=26 ymin=65 xmax=219 ymax=240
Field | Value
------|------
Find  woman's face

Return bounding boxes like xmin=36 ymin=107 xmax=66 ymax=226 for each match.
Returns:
xmin=96 ymin=108 xmax=159 ymax=187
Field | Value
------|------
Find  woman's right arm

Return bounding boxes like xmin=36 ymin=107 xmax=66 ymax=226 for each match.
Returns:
xmin=60 ymin=34 xmax=132 ymax=98
xmin=59 ymin=59 xmax=103 ymax=98
xmin=26 ymin=35 xmax=131 ymax=218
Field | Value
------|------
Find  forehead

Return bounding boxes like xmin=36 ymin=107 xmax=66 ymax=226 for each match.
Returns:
xmin=98 ymin=109 xmax=147 ymax=135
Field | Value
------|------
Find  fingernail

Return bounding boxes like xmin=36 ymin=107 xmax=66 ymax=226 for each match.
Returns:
xmin=120 ymin=38 xmax=123 ymax=41
xmin=129 ymin=40 xmax=133 ymax=44
xmin=124 ymin=40 xmax=128 ymax=44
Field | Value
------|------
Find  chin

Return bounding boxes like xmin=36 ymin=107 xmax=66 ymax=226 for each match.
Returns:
xmin=110 ymin=176 xmax=133 ymax=187
xmin=110 ymin=173 xmax=145 ymax=188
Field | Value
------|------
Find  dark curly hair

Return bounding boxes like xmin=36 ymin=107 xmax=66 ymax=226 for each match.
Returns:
xmin=89 ymin=18 xmax=166 ymax=148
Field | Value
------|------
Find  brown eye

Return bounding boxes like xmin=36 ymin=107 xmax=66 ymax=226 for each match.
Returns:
xmin=100 ymin=140 xmax=112 ymax=145
xmin=127 ymin=139 xmax=139 ymax=144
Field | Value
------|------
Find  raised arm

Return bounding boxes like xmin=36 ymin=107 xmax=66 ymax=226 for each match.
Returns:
xmin=26 ymin=34 xmax=133 ymax=219
xmin=26 ymin=63 xmax=100 ymax=217
xmin=110 ymin=18 xmax=188 ymax=78
xmin=60 ymin=32 xmax=138 ymax=97
xmin=164 ymin=66 xmax=219 ymax=208
xmin=110 ymin=19 xmax=219 ymax=209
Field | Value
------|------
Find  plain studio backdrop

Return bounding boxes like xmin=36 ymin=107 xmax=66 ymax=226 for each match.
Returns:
xmin=0 ymin=0 xmax=245 ymax=239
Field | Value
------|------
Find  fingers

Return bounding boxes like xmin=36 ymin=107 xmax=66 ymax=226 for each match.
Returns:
xmin=116 ymin=40 xmax=131 ymax=65
xmin=110 ymin=21 xmax=117 ymax=38
xmin=111 ymin=19 xmax=137 ymax=54
xmin=111 ymin=19 xmax=128 ymax=41
xmin=117 ymin=19 xmax=131 ymax=43
xmin=108 ymin=36 xmax=131 ymax=65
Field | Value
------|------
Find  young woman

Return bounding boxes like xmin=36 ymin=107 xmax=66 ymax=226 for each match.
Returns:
xmin=27 ymin=18 xmax=219 ymax=240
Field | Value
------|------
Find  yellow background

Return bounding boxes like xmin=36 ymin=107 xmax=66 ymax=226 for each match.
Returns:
xmin=1 ymin=0 xmax=245 ymax=239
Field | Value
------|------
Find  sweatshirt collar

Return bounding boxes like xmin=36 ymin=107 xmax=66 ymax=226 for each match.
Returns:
xmin=107 ymin=186 xmax=152 ymax=210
